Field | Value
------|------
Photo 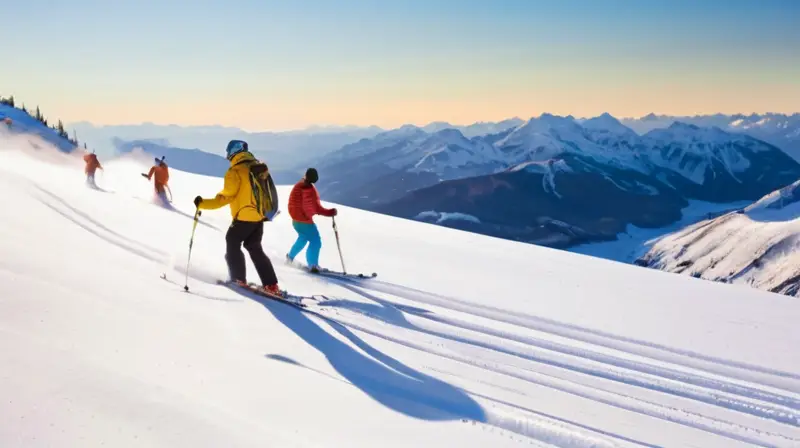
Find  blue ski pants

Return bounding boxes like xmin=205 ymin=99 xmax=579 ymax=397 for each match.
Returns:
xmin=288 ymin=221 xmax=321 ymax=267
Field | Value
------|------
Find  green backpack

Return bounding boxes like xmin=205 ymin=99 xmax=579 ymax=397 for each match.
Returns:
xmin=244 ymin=160 xmax=279 ymax=221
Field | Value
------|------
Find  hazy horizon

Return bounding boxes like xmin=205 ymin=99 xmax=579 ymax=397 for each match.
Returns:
xmin=59 ymin=110 xmax=800 ymax=134
xmin=4 ymin=0 xmax=800 ymax=132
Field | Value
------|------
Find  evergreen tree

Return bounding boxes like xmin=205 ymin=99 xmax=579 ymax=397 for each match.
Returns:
xmin=8 ymin=96 xmax=14 ymax=108
xmin=35 ymin=106 xmax=42 ymax=121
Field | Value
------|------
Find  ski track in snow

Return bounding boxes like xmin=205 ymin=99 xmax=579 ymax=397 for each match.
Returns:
xmin=267 ymin=275 xmax=800 ymax=447
xmin=3 ymin=136 xmax=800 ymax=447
xmin=16 ymin=185 xmax=800 ymax=447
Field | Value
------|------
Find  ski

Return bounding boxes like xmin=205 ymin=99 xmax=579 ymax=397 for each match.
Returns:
xmin=313 ymin=268 xmax=377 ymax=279
xmin=285 ymin=260 xmax=376 ymax=279
xmin=215 ymin=280 xmax=316 ymax=309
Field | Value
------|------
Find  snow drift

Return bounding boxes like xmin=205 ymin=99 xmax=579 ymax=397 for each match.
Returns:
xmin=2 ymin=126 xmax=800 ymax=447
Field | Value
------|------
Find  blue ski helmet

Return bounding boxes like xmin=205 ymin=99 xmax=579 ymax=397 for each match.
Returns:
xmin=225 ymin=140 xmax=249 ymax=160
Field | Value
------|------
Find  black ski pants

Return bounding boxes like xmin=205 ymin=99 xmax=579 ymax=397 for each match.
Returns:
xmin=225 ymin=220 xmax=278 ymax=286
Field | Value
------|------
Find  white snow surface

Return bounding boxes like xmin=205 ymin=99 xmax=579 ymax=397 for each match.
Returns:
xmin=414 ymin=211 xmax=481 ymax=224
xmin=744 ymin=179 xmax=800 ymax=213
xmin=641 ymin=182 xmax=800 ymax=297
xmin=2 ymin=133 xmax=800 ymax=447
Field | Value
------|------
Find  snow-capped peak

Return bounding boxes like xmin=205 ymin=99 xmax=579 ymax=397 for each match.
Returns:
xmin=422 ymin=121 xmax=455 ymax=133
xmin=582 ymin=113 xmax=638 ymax=138
xmin=513 ymin=113 xmax=585 ymax=137
xmin=744 ymin=178 xmax=800 ymax=214
xmin=431 ymin=127 xmax=470 ymax=144
xmin=646 ymin=121 xmax=744 ymax=145
xmin=390 ymin=124 xmax=426 ymax=137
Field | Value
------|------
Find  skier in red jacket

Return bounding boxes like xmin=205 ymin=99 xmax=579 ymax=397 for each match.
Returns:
xmin=286 ymin=168 xmax=337 ymax=272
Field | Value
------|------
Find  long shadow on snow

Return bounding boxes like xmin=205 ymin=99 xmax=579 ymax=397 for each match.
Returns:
xmin=238 ymin=287 xmax=486 ymax=422
xmin=323 ymin=275 xmax=800 ymax=385
xmin=321 ymin=284 xmax=800 ymax=425
xmin=85 ymin=181 xmax=113 ymax=194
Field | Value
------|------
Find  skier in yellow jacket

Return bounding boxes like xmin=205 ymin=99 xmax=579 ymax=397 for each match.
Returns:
xmin=194 ymin=140 xmax=280 ymax=295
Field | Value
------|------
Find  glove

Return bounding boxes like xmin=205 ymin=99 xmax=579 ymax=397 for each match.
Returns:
xmin=331 ymin=208 xmax=338 ymax=216
xmin=194 ymin=196 xmax=203 ymax=207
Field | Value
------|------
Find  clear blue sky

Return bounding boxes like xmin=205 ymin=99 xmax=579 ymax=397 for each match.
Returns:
xmin=3 ymin=0 xmax=799 ymax=130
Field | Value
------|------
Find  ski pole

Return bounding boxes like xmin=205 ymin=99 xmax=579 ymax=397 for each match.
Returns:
xmin=332 ymin=216 xmax=346 ymax=275
xmin=184 ymin=207 xmax=202 ymax=291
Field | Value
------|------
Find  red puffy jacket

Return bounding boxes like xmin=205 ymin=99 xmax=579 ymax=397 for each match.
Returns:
xmin=288 ymin=180 xmax=335 ymax=224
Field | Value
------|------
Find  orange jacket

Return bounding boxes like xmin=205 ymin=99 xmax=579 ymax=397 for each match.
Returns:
xmin=287 ymin=180 xmax=334 ymax=224
xmin=83 ymin=153 xmax=102 ymax=174
xmin=147 ymin=163 xmax=169 ymax=186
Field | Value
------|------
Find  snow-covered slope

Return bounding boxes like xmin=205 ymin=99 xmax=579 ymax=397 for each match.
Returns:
xmin=0 ymin=104 xmax=77 ymax=153
xmin=570 ymin=199 xmax=753 ymax=263
xmin=637 ymin=179 xmax=800 ymax=297
xmin=3 ymin=120 xmax=800 ymax=448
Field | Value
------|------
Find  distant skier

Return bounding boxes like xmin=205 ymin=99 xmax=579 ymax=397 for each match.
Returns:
xmin=142 ymin=156 xmax=170 ymax=203
xmin=193 ymin=140 xmax=282 ymax=295
xmin=83 ymin=151 xmax=103 ymax=187
xmin=285 ymin=168 xmax=337 ymax=273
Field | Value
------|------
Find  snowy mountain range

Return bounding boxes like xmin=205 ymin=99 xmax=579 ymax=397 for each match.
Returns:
xmin=69 ymin=119 xmax=530 ymax=170
xmin=14 ymin=100 xmax=800 ymax=250
xmin=314 ymin=113 xmax=800 ymax=247
xmin=618 ymin=112 xmax=800 ymax=161
xmin=635 ymin=178 xmax=800 ymax=297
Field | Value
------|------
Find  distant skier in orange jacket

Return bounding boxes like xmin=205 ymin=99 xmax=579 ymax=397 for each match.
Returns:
xmin=83 ymin=151 xmax=102 ymax=187
xmin=142 ymin=156 xmax=170 ymax=202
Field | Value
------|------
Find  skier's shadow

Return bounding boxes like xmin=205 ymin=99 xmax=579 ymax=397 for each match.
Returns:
xmin=85 ymin=182 xmax=112 ymax=193
xmin=244 ymin=291 xmax=486 ymax=422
